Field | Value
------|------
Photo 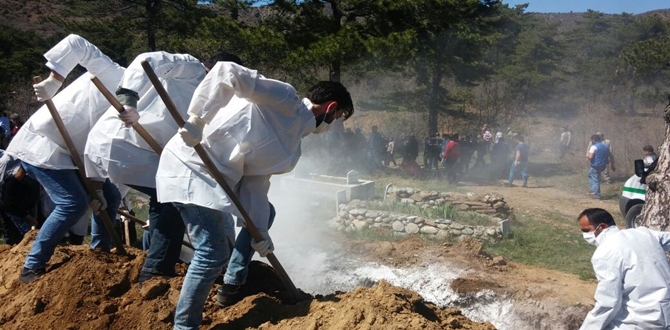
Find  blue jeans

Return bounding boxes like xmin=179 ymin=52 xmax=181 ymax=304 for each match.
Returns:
xmin=589 ymin=165 xmax=606 ymax=199
xmin=89 ymin=179 xmax=121 ymax=251
xmin=8 ymin=213 xmax=32 ymax=235
xmin=173 ymin=204 xmax=233 ymax=330
xmin=22 ymin=162 xmax=89 ymax=270
xmin=508 ymin=161 xmax=528 ymax=186
xmin=223 ymin=203 xmax=276 ymax=286
xmin=130 ymin=185 xmax=184 ymax=275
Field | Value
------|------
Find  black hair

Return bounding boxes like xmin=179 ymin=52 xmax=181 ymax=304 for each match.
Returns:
xmin=515 ymin=135 xmax=524 ymax=142
xmin=204 ymin=51 xmax=243 ymax=69
xmin=643 ymin=145 xmax=654 ymax=153
xmin=305 ymin=81 xmax=354 ymax=121
xmin=578 ymin=208 xmax=617 ymax=227
xmin=591 ymin=134 xmax=601 ymax=142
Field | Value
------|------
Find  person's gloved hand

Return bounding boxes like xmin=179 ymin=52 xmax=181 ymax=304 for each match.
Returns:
xmin=33 ymin=76 xmax=63 ymax=102
xmin=178 ymin=114 xmax=206 ymax=147
xmin=89 ymin=189 xmax=108 ymax=214
xmin=118 ymin=105 xmax=140 ymax=127
xmin=250 ymin=230 xmax=274 ymax=258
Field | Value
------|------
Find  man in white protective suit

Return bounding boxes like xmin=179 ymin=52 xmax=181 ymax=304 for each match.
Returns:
xmin=155 ymin=61 xmax=354 ymax=329
xmin=84 ymin=51 xmax=241 ymax=283
xmin=6 ymin=34 xmax=125 ymax=283
xmin=578 ymin=208 xmax=670 ymax=329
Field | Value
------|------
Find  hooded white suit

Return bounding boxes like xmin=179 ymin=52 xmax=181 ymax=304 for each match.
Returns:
xmin=84 ymin=52 xmax=205 ymax=188
xmin=581 ymin=226 xmax=670 ymax=329
xmin=6 ymin=34 xmax=124 ymax=168
xmin=156 ymin=62 xmax=319 ymax=231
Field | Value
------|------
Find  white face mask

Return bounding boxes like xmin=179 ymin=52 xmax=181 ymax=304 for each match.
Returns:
xmin=582 ymin=231 xmax=598 ymax=246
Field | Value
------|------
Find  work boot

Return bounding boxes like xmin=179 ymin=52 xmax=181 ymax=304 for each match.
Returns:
xmin=216 ymin=283 xmax=244 ymax=307
xmin=19 ymin=267 xmax=46 ymax=283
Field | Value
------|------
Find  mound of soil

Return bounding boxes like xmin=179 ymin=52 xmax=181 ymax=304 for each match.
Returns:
xmin=0 ymin=233 xmax=495 ymax=330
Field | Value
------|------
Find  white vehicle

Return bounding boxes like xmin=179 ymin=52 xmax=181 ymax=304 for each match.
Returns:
xmin=619 ymin=159 xmax=654 ymax=228
xmin=619 ymin=174 xmax=647 ymax=228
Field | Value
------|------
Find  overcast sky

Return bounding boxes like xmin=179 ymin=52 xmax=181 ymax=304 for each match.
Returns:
xmin=503 ymin=0 xmax=668 ymax=14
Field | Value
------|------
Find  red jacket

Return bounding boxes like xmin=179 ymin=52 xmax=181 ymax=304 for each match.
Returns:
xmin=443 ymin=141 xmax=460 ymax=161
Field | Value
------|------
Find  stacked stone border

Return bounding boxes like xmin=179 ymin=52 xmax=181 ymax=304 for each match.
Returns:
xmin=330 ymin=185 xmax=515 ymax=242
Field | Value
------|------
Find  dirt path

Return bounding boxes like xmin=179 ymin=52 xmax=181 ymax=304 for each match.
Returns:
xmin=464 ymin=179 xmax=620 ymax=225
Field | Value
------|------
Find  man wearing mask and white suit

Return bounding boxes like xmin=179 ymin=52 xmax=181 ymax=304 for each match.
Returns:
xmin=155 ymin=60 xmax=354 ymax=329
xmin=578 ymin=208 xmax=670 ymax=329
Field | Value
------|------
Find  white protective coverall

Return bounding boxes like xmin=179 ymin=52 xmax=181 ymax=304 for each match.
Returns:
xmin=6 ymin=34 xmax=125 ymax=169
xmin=84 ymin=52 xmax=205 ymax=188
xmin=156 ymin=62 xmax=319 ymax=231
xmin=580 ymin=226 xmax=670 ymax=330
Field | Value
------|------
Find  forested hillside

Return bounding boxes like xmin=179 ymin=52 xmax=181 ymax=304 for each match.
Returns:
xmin=1 ymin=0 xmax=669 ymax=134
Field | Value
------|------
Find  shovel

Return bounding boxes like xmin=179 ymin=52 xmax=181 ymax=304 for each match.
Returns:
xmin=33 ymin=76 xmax=127 ymax=255
xmin=90 ymin=76 xmax=163 ymax=155
xmin=140 ymin=61 xmax=301 ymax=301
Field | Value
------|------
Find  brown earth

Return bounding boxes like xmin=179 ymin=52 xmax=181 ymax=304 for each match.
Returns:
xmin=0 ymin=231 xmax=495 ymax=330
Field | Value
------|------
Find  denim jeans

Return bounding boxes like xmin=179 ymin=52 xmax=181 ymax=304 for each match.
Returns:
xmin=22 ymin=162 xmax=89 ymax=270
xmin=223 ymin=203 xmax=276 ymax=286
xmin=508 ymin=161 xmax=528 ymax=186
xmin=173 ymin=203 xmax=233 ymax=330
xmin=130 ymin=185 xmax=184 ymax=275
xmin=89 ymin=179 xmax=121 ymax=252
xmin=589 ymin=165 xmax=606 ymax=199
xmin=8 ymin=213 xmax=32 ymax=235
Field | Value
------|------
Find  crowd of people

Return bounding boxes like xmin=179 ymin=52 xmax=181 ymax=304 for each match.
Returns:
xmin=347 ymin=123 xmax=525 ymax=185
xmin=4 ymin=33 xmax=670 ymax=330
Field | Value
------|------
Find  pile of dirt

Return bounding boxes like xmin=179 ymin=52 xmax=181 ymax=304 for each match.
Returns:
xmin=0 ymin=233 xmax=495 ymax=330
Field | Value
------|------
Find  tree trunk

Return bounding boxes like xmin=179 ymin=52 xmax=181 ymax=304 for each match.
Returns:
xmin=329 ymin=60 xmax=341 ymax=82
xmin=428 ymin=60 xmax=443 ymax=136
xmin=145 ymin=0 xmax=161 ymax=52
xmin=639 ymin=103 xmax=670 ymax=230
xmin=328 ymin=0 xmax=342 ymax=83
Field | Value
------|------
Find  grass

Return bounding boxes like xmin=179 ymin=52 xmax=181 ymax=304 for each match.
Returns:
xmin=357 ymin=159 xmax=600 ymax=280
xmin=485 ymin=212 xmax=596 ymax=280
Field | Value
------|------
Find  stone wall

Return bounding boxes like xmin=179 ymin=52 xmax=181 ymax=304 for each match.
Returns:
xmin=384 ymin=187 xmax=515 ymax=221
xmin=332 ymin=200 xmax=505 ymax=242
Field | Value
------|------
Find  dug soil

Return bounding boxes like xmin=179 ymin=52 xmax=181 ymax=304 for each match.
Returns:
xmin=0 ymin=231 xmax=494 ymax=330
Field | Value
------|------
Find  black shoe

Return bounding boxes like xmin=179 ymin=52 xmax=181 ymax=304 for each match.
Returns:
xmin=19 ymin=267 xmax=46 ymax=283
xmin=215 ymin=284 xmax=244 ymax=307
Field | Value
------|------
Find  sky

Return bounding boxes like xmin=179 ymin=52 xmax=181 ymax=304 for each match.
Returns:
xmin=503 ymin=0 xmax=669 ymax=15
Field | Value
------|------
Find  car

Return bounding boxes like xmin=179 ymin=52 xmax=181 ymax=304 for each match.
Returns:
xmin=619 ymin=159 xmax=655 ymax=228
xmin=619 ymin=174 xmax=647 ymax=228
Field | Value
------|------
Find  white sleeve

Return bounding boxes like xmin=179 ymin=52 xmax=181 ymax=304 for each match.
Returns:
xmin=119 ymin=52 xmax=204 ymax=97
xmin=579 ymin=254 xmax=623 ymax=330
xmin=44 ymin=34 xmax=121 ymax=79
xmin=187 ymin=62 xmax=297 ymax=123
xmin=235 ymin=175 xmax=272 ymax=232
xmin=651 ymin=230 xmax=670 ymax=252
xmin=589 ymin=145 xmax=597 ymax=154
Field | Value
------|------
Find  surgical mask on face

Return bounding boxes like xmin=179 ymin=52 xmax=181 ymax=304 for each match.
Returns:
xmin=582 ymin=231 xmax=598 ymax=246
xmin=313 ymin=110 xmax=332 ymax=134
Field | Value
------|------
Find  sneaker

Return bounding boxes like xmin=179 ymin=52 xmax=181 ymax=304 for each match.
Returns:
xmin=216 ymin=284 xmax=245 ymax=307
xmin=19 ymin=267 xmax=46 ymax=283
